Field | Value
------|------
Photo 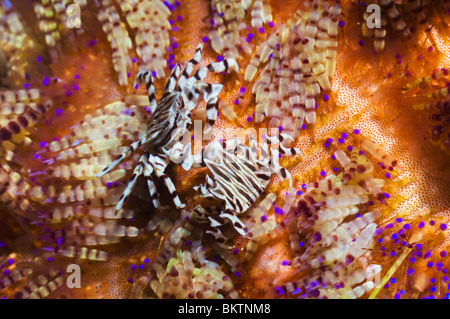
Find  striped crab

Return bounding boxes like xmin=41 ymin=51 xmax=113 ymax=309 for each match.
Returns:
xmin=192 ymin=133 xmax=301 ymax=245
xmin=95 ymin=43 xmax=238 ymax=212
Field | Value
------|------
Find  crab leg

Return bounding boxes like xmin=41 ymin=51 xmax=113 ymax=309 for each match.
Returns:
xmin=163 ymin=62 xmax=182 ymax=93
xmin=115 ymin=153 xmax=148 ymax=212
xmin=143 ymin=155 xmax=159 ymax=208
xmin=134 ymin=69 xmax=157 ymax=112
xmin=150 ymin=154 xmax=185 ymax=208
xmin=177 ymin=43 xmax=204 ymax=89
xmin=95 ymin=132 xmax=150 ymax=178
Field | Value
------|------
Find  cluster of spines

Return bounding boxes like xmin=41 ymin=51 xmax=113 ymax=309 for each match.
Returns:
xmin=119 ymin=0 xmax=173 ymax=80
xmin=359 ymin=0 xmax=437 ymax=52
xmin=207 ymin=0 xmax=272 ymax=60
xmin=2 ymin=99 xmax=155 ymax=267
xmin=133 ymin=209 xmax=238 ymax=299
xmin=0 ymin=254 xmax=67 ymax=299
xmin=0 ymin=1 xmax=34 ymax=53
xmin=403 ymin=68 xmax=450 ymax=154
xmin=276 ymin=133 xmax=400 ymax=299
xmin=371 ymin=213 xmax=450 ymax=299
xmin=97 ymin=0 xmax=133 ymax=86
xmin=0 ymin=1 xmax=37 ymax=84
xmin=243 ymin=0 xmax=341 ymax=138
xmin=33 ymin=0 xmax=86 ymax=57
xmin=0 ymin=88 xmax=51 ymax=143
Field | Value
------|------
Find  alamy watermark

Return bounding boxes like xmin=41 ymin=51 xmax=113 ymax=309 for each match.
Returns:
xmin=66 ymin=264 xmax=81 ymax=288
xmin=365 ymin=4 xmax=382 ymax=29
xmin=66 ymin=4 xmax=81 ymax=29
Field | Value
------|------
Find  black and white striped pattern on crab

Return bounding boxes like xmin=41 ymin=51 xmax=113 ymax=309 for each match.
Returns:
xmin=192 ymin=133 xmax=301 ymax=245
xmin=95 ymin=43 xmax=238 ymax=213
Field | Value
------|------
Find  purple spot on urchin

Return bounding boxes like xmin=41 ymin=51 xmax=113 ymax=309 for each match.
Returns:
xmin=217 ymin=55 xmax=224 ymax=62
xmin=275 ymin=286 xmax=285 ymax=295
xmin=345 ymin=255 xmax=355 ymax=265
xmin=258 ymin=27 xmax=265 ymax=34
xmin=313 ymin=232 xmax=322 ymax=243
xmin=268 ymin=21 xmax=274 ymax=28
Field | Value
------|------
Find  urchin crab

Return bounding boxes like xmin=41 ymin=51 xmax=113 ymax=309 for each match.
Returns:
xmin=191 ymin=133 xmax=302 ymax=246
xmin=95 ymin=43 xmax=238 ymax=212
